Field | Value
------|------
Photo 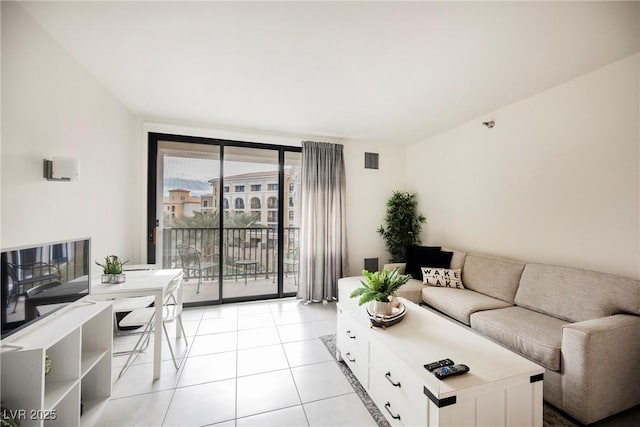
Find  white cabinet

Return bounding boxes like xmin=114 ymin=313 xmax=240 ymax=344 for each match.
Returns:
xmin=1 ymin=300 xmax=112 ymax=427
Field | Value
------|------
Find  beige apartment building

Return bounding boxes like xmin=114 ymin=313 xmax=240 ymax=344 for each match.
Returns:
xmin=163 ymin=188 xmax=202 ymax=219
xmin=205 ymin=170 xmax=298 ymax=228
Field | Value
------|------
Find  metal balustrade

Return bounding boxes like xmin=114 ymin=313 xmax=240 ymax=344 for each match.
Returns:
xmin=161 ymin=227 xmax=300 ymax=281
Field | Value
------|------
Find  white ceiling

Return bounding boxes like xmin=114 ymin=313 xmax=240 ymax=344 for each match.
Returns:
xmin=18 ymin=1 xmax=640 ymax=145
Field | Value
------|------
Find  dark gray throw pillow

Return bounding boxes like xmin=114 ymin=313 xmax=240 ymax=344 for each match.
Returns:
xmin=405 ymin=245 xmax=453 ymax=280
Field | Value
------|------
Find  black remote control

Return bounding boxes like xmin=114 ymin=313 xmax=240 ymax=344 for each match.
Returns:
xmin=432 ymin=364 xmax=470 ymax=380
xmin=424 ymin=359 xmax=454 ymax=372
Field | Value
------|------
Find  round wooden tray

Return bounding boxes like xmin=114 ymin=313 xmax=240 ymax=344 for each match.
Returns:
xmin=366 ymin=301 xmax=407 ymax=328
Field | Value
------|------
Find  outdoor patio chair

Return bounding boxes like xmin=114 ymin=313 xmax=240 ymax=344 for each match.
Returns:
xmin=176 ymin=245 xmax=217 ymax=293
xmin=283 ymin=247 xmax=299 ymax=286
xmin=5 ymin=262 xmax=60 ymax=313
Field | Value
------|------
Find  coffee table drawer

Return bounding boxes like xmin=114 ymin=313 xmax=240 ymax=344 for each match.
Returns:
xmin=369 ymin=342 xmax=427 ymax=426
xmin=337 ymin=304 xmax=370 ymax=388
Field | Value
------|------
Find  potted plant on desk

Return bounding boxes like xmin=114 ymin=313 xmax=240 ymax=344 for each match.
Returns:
xmin=350 ymin=267 xmax=411 ymax=316
xmin=96 ymin=255 xmax=128 ymax=284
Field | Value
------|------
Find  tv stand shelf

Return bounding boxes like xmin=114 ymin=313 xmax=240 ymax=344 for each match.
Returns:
xmin=1 ymin=299 xmax=112 ymax=427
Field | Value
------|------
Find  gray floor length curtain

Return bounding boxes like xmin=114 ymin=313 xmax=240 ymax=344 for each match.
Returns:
xmin=298 ymin=141 xmax=348 ymax=303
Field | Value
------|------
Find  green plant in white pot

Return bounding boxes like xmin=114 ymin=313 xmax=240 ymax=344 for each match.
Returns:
xmin=96 ymin=255 xmax=128 ymax=284
xmin=349 ymin=267 xmax=411 ymax=316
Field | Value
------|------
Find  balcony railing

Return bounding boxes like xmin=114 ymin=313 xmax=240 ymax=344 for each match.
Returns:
xmin=162 ymin=227 xmax=300 ymax=280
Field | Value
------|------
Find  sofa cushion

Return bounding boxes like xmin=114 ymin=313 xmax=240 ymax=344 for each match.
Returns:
xmin=515 ymin=263 xmax=640 ymax=323
xmin=462 ymin=253 xmax=525 ymax=303
xmin=422 ymin=286 xmax=512 ymax=325
xmin=470 ymin=306 xmax=569 ymax=371
xmin=442 ymin=247 xmax=466 ymax=270
xmin=395 ymin=279 xmax=423 ymax=305
xmin=405 ymin=245 xmax=453 ymax=280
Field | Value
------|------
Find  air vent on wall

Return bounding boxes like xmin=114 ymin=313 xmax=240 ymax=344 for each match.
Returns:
xmin=364 ymin=152 xmax=379 ymax=169
xmin=364 ymin=258 xmax=379 ymax=272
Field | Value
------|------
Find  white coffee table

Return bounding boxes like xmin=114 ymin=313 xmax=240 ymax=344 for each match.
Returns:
xmin=337 ymin=278 xmax=544 ymax=427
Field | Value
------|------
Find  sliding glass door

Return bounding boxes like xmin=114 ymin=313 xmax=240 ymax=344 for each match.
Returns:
xmin=148 ymin=133 xmax=301 ymax=306
xmin=283 ymin=151 xmax=302 ymax=294
xmin=156 ymin=141 xmax=222 ymax=304
xmin=221 ymin=146 xmax=279 ymax=299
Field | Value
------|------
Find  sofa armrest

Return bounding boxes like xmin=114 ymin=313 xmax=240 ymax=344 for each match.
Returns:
xmin=383 ymin=263 xmax=406 ymax=274
xmin=561 ymin=314 xmax=640 ymax=424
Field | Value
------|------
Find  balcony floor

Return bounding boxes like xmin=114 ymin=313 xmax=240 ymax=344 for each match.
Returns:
xmin=181 ymin=274 xmax=298 ymax=304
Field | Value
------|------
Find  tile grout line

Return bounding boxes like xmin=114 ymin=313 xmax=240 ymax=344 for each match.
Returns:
xmin=161 ymin=308 xmax=203 ymax=427
xmin=104 ymin=302 xmax=343 ymax=426
xmin=272 ymin=304 xmax=312 ymax=427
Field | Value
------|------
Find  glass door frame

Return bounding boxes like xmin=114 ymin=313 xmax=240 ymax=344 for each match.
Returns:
xmin=147 ymin=132 xmax=301 ymax=306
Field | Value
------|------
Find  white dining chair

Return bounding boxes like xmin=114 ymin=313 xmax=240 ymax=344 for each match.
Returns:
xmin=116 ymin=276 xmax=187 ymax=378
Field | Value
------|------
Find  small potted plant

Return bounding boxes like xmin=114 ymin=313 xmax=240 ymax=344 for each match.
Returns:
xmin=96 ymin=255 xmax=128 ymax=284
xmin=350 ymin=267 xmax=411 ymax=316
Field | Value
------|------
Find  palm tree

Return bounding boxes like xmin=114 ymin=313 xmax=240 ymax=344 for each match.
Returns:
xmin=224 ymin=211 xmax=263 ymax=228
xmin=224 ymin=211 xmax=264 ymax=248
xmin=166 ymin=210 xmax=220 ymax=228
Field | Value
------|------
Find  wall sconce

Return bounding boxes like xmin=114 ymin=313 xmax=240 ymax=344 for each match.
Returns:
xmin=482 ymin=120 xmax=496 ymax=129
xmin=43 ymin=157 xmax=80 ymax=181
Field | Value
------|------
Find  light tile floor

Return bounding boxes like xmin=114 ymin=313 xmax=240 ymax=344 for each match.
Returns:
xmin=92 ymin=299 xmax=377 ymax=427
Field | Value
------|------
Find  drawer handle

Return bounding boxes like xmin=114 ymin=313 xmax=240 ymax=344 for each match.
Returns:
xmin=385 ymin=371 xmax=401 ymax=388
xmin=345 ymin=330 xmax=356 ymax=339
xmin=345 ymin=352 xmax=356 ymax=363
xmin=384 ymin=402 xmax=401 ymax=420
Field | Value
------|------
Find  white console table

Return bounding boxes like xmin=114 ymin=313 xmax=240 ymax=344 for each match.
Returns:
xmin=337 ymin=278 xmax=544 ymax=427
xmin=0 ymin=299 xmax=112 ymax=427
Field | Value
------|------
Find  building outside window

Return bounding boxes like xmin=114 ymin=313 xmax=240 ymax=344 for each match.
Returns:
xmin=267 ymin=196 xmax=278 ymax=209
xmin=289 ymin=183 xmax=295 ymax=193
xmin=267 ymin=183 xmax=278 ymax=191
xmin=267 ymin=211 xmax=277 ymax=223
xmin=223 ymin=186 xmax=229 ymax=193
xmin=235 ymin=185 xmax=245 ymax=192
xmin=250 ymin=198 xmax=261 ymax=209
xmin=251 ymin=184 xmax=261 ymax=191
xmin=235 ymin=198 xmax=245 ymax=210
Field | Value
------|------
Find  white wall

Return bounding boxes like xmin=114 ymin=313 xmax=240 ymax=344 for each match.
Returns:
xmin=1 ymin=2 xmax=141 ymax=263
xmin=343 ymin=141 xmax=406 ymax=275
xmin=406 ymin=54 xmax=640 ymax=279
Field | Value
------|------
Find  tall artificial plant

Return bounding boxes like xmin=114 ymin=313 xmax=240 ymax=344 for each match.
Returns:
xmin=377 ymin=191 xmax=427 ymax=262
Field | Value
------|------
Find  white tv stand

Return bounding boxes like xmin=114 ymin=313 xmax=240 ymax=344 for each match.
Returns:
xmin=1 ymin=299 xmax=112 ymax=427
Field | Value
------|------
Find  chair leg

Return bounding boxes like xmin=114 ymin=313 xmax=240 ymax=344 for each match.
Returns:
xmin=118 ymin=318 xmax=154 ymax=379
xmin=11 ymin=289 xmax=21 ymax=313
xmin=113 ymin=330 xmax=151 ymax=356
xmin=163 ymin=317 xmax=188 ymax=370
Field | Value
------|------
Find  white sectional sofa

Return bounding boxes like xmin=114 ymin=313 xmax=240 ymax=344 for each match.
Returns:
xmin=380 ymin=249 xmax=640 ymax=425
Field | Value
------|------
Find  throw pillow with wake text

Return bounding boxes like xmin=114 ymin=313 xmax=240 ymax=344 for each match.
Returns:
xmin=421 ymin=267 xmax=465 ymax=289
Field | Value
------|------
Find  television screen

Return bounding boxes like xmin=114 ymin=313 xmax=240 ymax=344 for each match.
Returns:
xmin=1 ymin=237 xmax=91 ymax=338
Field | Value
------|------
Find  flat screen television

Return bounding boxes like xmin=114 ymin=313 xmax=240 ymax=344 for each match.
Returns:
xmin=1 ymin=237 xmax=91 ymax=339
